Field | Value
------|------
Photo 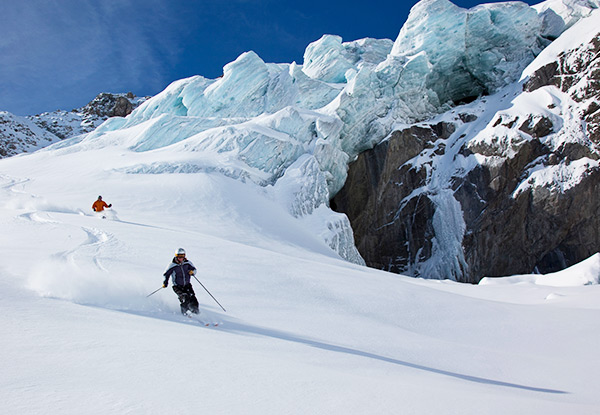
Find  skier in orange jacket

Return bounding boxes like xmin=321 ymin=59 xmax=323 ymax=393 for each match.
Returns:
xmin=92 ymin=195 xmax=112 ymax=212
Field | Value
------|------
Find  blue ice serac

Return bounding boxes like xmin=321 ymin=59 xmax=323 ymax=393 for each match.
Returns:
xmin=51 ymin=0 xmax=600 ymax=276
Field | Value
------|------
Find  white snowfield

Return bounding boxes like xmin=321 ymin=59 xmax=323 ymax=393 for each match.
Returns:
xmin=1 ymin=0 xmax=600 ymax=413
xmin=0 ymin=122 xmax=599 ymax=415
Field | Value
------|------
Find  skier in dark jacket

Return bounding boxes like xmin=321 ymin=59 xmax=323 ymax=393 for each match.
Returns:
xmin=163 ymin=248 xmax=200 ymax=315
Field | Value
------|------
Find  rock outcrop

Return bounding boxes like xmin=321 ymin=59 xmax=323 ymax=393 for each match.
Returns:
xmin=331 ymin=123 xmax=454 ymax=274
xmin=28 ymin=92 xmax=146 ymax=140
xmin=0 ymin=112 xmax=59 ymax=158
xmin=1 ymin=93 xmax=147 ymax=158
xmin=333 ymin=32 xmax=600 ymax=282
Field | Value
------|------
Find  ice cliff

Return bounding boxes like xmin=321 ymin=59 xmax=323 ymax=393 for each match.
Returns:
xmin=29 ymin=0 xmax=600 ymax=274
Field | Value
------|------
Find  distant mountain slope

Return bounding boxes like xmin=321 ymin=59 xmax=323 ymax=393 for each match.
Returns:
xmin=0 ymin=111 xmax=60 ymax=157
xmin=0 ymin=92 xmax=147 ymax=158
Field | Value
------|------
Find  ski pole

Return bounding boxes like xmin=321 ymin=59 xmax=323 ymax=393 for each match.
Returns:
xmin=146 ymin=286 xmax=164 ymax=298
xmin=193 ymin=275 xmax=226 ymax=312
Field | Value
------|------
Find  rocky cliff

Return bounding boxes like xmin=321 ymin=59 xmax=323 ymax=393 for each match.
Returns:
xmin=333 ymin=28 xmax=600 ymax=282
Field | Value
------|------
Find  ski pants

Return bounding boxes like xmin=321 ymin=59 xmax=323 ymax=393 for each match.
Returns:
xmin=172 ymin=284 xmax=199 ymax=314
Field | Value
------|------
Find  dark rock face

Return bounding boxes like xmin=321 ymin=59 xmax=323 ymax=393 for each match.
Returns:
xmin=111 ymin=96 xmax=134 ymax=117
xmin=518 ymin=115 xmax=554 ymax=138
xmin=333 ymin=34 xmax=600 ymax=282
xmin=462 ymin=33 xmax=600 ymax=280
xmin=455 ymin=149 xmax=600 ymax=281
xmin=82 ymin=92 xmax=135 ymax=118
xmin=332 ymin=123 xmax=453 ymax=275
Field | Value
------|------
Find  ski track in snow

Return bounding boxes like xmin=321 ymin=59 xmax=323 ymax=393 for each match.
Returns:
xmin=19 ymin=211 xmax=59 ymax=224
xmin=52 ymin=226 xmax=114 ymax=272
xmin=2 ymin=175 xmax=125 ymax=278
xmin=0 ymin=174 xmax=31 ymax=191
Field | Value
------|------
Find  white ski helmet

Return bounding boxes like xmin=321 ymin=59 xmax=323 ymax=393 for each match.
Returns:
xmin=176 ymin=248 xmax=186 ymax=256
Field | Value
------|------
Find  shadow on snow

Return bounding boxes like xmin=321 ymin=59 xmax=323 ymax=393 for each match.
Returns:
xmin=137 ymin=309 xmax=568 ymax=395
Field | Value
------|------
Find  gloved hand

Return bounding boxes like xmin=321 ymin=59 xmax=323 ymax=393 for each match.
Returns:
xmin=189 ymin=270 xmax=195 ymax=275
xmin=162 ymin=282 xmax=168 ymax=288
xmin=108 ymin=204 xmax=112 ymax=208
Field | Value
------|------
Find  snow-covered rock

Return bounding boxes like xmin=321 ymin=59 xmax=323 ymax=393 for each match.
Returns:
xmin=0 ymin=111 xmax=60 ymax=157
xmin=29 ymin=92 xmax=148 ymax=140
xmin=334 ymin=8 xmax=600 ymax=281
xmin=0 ymin=93 xmax=148 ymax=158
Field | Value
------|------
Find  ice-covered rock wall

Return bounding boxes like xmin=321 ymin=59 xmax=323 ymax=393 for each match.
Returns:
xmin=98 ymin=0 xmax=577 ymax=187
xmin=334 ymin=6 xmax=600 ymax=281
xmin=37 ymin=0 xmax=599 ymax=271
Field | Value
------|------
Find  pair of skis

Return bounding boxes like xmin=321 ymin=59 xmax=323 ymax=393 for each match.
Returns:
xmin=184 ymin=311 xmax=220 ymax=327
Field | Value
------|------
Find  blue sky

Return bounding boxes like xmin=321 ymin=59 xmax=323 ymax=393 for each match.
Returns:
xmin=0 ymin=0 xmax=538 ymax=115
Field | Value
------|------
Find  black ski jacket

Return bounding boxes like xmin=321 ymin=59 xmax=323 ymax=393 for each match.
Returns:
xmin=163 ymin=258 xmax=196 ymax=287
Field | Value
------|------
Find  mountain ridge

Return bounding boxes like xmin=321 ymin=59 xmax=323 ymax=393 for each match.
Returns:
xmin=0 ymin=92 xmax=147 ymax=158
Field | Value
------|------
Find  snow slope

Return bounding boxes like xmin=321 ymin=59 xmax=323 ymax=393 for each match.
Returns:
xmin=1 ymin=0 xmax=599 ymax=413
xmin=1 ymin=129 xmax=599 ymax=414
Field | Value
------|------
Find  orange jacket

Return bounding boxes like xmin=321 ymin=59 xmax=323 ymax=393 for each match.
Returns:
xmin=92 ymin=200 xmax=109 ymax=212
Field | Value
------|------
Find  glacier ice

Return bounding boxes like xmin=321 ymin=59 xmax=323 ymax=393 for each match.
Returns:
xmin=302 ymin=35 xmax=393 ymax=83
xmin=269 ymin=154 xmax=365 ymax=265
xmin=534 ymin=0 xmax=600 ymax=30
xmin=302 ymin=35 xmax=356 ymax=83
xmin=389 ymin=0 xmax=545 ymax=106
xmin=51 ymin=0 xmax=598 ymax=269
